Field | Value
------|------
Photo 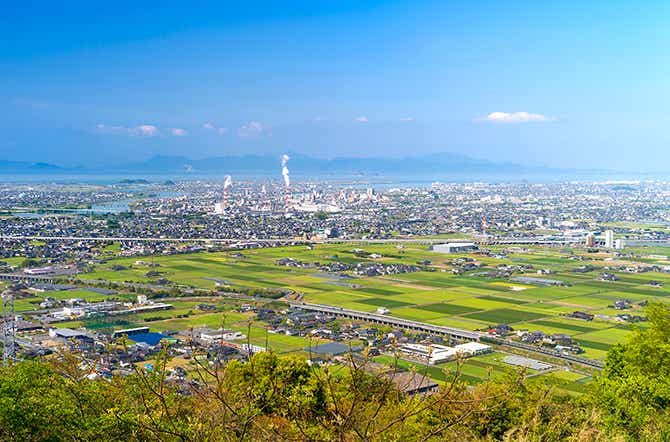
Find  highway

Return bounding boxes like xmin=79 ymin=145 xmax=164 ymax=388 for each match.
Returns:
xmin=0 ymin=270 xmax=605 ymax=371
xmin=290 ymin=301 xmax=483 ymax=341
xmin=289 ymin=301 xmax=604 ymax=369
xmin=0 ymin=235 xmax=584 ymax=245
xmin=0 ymin=269 xmax=604 ymax=369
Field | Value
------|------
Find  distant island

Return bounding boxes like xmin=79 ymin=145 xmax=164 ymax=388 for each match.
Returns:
xmin=118 ymin=179 xmax=151 ymax=184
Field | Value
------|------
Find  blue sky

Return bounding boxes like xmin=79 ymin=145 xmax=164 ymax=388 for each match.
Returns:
xmin=1 ymin=1 xmax=669 ymax=170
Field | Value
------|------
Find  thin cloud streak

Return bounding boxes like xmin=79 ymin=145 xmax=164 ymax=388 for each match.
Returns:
xmin=237 ymin=120 xmax=265 ymax=137
xmin=95 ymin=123 xmax=159 ymax=136
xmin=475 ymin=112 xmax=555 ymax=124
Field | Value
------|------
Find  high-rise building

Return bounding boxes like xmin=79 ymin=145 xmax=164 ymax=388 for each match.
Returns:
xmin=585 ymin=233 xmax=595 ymax=247
xmin=604 ymin=230 xmax=615 ymax=248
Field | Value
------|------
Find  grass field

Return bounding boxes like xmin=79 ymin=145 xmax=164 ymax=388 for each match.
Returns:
xmin=12 ymin=288 xmax=136 ymax=313
xmin=372 ymin=351 xmax=591 ymax=394
xmin=68 ymin=242 xmax=670 ymax=360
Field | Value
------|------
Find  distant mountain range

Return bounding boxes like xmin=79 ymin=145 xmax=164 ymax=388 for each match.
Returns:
xmin=0 ymin=152 xmax=559 ymax=176
xmin=0 ymin=160 xmax=70 ymax=174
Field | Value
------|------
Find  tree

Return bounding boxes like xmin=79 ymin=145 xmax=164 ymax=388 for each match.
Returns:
xmin=590 ymin=303 xmax=670 ymax=439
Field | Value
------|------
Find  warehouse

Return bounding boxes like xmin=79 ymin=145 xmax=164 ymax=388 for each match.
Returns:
xmin=454 ymin=342 xmax=492 ymax=356
xmin=429 ymin=242 xmax=478 ymax=254
xmin=400 ymin=343 xmax=458 ymax=365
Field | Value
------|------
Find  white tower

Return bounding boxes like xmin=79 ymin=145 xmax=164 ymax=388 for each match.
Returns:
xmin=604 ymin=230 xmax=615 ymax=248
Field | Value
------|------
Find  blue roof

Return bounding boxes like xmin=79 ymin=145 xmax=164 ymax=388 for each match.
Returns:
xmin=129 ymin=332 xmax=167 ymax=346
xmin=307 ymin=342 xmax=361 ymax=355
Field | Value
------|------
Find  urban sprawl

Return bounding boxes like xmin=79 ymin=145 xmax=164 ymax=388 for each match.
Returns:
xmin=2 ymin=178 xmax=670 ymax=395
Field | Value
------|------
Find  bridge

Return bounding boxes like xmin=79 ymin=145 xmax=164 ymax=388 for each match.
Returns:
xmin=290 ymin=302 xmax=604 ymax=369
xmin=291 ymin=302 xmax=483 ymax=341
xmin=0 ymin=235 xmax=584 ymax=246
xmin=0 ymin=273 xmax=67 ymax=284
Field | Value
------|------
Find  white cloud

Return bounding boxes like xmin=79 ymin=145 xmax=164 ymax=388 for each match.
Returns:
xmin=355 ymin=116 xmax=369 ymax=123
xmin=95 ymin=123 xmax=159 ymax=137
xmin=137 ymin=125 xmax=158 ymax=136
xmin=399 ymin=117 xmax=415 ymax=122
xmin=237 ymin=120 xmax=265 ymax=137
xmin=171 ymin=128 xmax=187 ymax=137
xmin=476 ymin=112 xmax=554 ymax=124
xmin=203 ymin=122 xmax=227 ymax=135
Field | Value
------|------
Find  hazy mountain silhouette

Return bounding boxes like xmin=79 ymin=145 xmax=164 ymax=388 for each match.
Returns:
xmin=0 ymin=152 xmax=567 ymax=175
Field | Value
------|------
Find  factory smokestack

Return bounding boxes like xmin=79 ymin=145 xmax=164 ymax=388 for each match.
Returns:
xmin=223 ymin=175 xmax=232 ymax=209
xmin=281 ymin=154 xmax=291 ymax=210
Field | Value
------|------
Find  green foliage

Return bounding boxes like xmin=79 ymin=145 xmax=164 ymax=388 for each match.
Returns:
xmin=590 ymin=303 xmax=670 ymax=439
xmin=0 ymin=360 xmax=134 ymax=441
xmin=3 ymin=313 xmax=670 ymax=442
xmin=18 ymin=258 xmax=42 ymax=269
xmin=224 ymin=352 xmax=325 ymax=419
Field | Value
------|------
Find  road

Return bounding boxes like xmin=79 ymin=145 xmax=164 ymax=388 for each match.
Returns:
xmin=289 ymin=301 xmax=604 ymax=369
xmin=0 ymin=235 xmax=584 ymax=245
xmin=290 ymin=301 xmax=482 ymax=341
xmin=1 ymin=272 xmax=604 ymax=369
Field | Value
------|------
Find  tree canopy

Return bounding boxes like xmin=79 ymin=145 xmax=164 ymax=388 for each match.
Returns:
xmin=1 ymin=304 xmax=669 ymax=440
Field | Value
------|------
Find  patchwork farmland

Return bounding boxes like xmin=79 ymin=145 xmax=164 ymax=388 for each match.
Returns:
xmin=77 ymin=242 xmax=670 ymax=361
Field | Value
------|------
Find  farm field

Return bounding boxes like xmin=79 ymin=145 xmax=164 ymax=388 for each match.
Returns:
xmin=78 ymin=298 xmax=330 ymax=356
xmin=77 ymin=242 xmax=670 ymax=359
xmin=372 ymin=351 xmax=592 ymax=394
xmin=12 ymin=288 xmax=136 ymax=313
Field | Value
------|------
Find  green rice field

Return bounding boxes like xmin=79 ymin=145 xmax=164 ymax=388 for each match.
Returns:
xmin=69 ymin=242 xmax=670 ymax=360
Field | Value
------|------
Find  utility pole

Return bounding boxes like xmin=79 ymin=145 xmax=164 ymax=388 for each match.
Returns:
xmin=2 ymin=290 xmax=16 ymax=366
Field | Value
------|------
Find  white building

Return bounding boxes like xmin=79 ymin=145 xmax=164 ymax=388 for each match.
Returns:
xmin=604 ymin=230 xmax=615 ymax=248
xmin=293 ymin=203 xmax=341 ymax=213
xmin=62 ymin=306 xmax=85 ymax=318
xmin=199 ymin=328 xmax=246 ymax=342
xmin=430 ymin=242 xmax=478 ymax=254
xmin=400 ymin=343 xmax=458 ymax=365
xmin=399 ymin=341 xmax=492 ymax=365
xmin=585 ymin=233 xmax=595 ymax=247
xmin=23 ymin=266 xmax=55 ymax=275
xmin=453 ymin=342 xmax=492 ymax=356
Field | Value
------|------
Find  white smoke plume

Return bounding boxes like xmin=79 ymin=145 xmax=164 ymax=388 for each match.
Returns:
xmin=224 ymin=175 xmax=232 ymax=189
xmin=281 ymin=154 xmax=290 ymax=187
xmin=282 ymin=166 xmax=290 ymax=187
